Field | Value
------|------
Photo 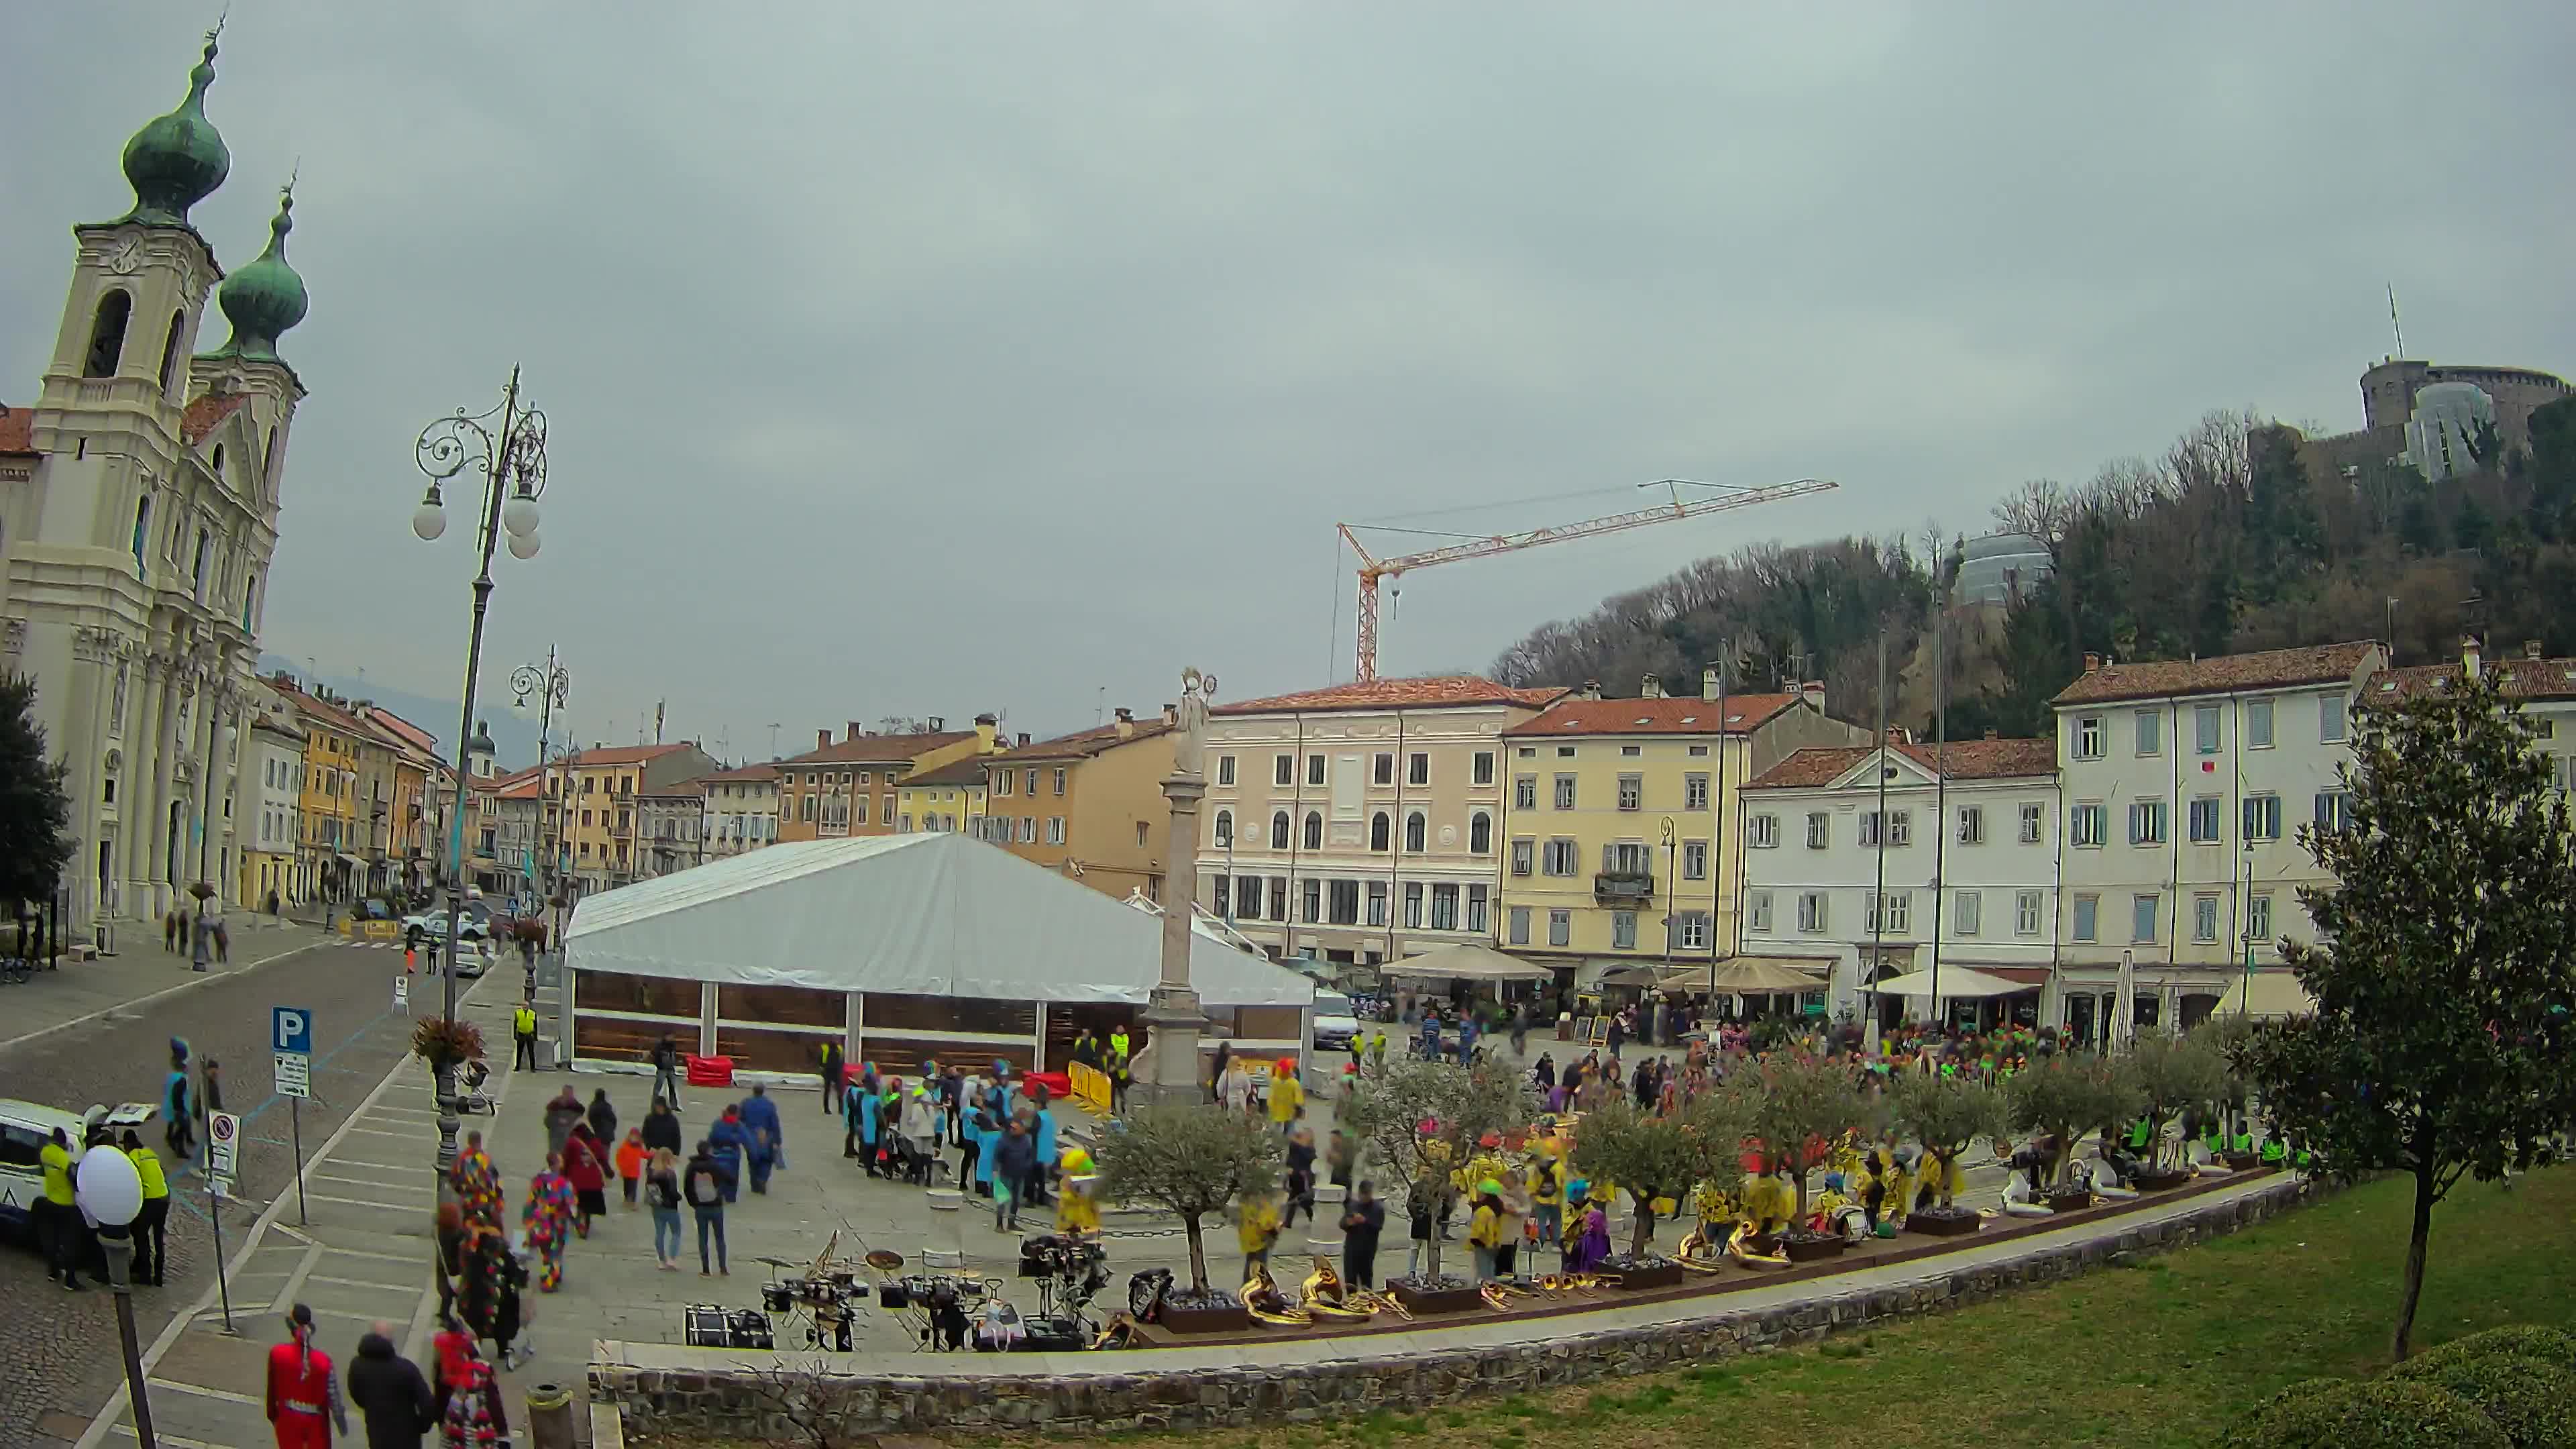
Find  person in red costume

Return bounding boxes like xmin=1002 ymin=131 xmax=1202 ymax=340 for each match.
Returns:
xmin=264 ymin=1303 xmax=350 ymax=1449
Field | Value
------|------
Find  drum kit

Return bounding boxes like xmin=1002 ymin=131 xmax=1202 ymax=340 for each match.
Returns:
xmin=749 ymin=1234 xmax=873 ymax=1352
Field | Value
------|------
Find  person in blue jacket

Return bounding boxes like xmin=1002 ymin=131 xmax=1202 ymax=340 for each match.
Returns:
xmin=706 ymin=1106 xmax=751 ymax=1203
xmin=739 ymin=1085 xmax=784 ymax=1192
xmin=856 ymin=1069 xmax=884 ymax=1177
xmin=163 ymin=1038 xmax=198 ymax=1159
xmin=843 ymin=1063 xmax=874 ymax=1160
xmin=972 ymin=1104 xmax=1000 ymax=1199
xmin=1025 ymin=1090 xmax=1058 ymax=1208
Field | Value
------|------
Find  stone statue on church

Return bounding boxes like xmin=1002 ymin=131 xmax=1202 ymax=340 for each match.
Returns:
xmin=1173 ymin=667 xmax=1216 ymax=780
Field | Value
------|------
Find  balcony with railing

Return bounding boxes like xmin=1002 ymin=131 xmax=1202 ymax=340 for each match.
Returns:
xmin=1593 ymin=870 xmax=1655 ymax=903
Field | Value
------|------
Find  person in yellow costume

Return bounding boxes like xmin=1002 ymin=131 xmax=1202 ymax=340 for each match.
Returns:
xmin=1055 ymin=1147 xmax=1101 ymax=1234
xmin=1267 ymin=1060 xmax=1305 ymax=1134
xmin=1237 ymin=1190 xmax=1283 ymax=1281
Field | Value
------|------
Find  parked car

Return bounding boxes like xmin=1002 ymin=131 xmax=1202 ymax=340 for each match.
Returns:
xmin=0 ymin=1099 xmax=155 ymax=1243
xmin=1310 ymin=990 xmax=1364 ymax=1051
xmin=401 ymin=904 xmax=492 ymax=948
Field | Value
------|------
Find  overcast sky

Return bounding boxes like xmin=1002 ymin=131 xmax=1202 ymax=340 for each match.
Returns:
xmin=8 ymin=4 xmax=2571 ymax=759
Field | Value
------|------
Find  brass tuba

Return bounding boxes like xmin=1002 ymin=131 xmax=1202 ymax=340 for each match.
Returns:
xmin=1300 ymin=1254 xmax=1376 ymax=1321
xmin=1243 ymin=1261 xmax=1314 ymax=1326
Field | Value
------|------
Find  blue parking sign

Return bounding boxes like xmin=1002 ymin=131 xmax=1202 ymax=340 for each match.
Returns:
xmin=272 ymin=1006 xmax=313 ymax=1055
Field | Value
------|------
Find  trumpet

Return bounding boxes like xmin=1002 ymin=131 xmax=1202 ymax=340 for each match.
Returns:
xmin=1349 ymin=1289 xmax=1413 ymax=1322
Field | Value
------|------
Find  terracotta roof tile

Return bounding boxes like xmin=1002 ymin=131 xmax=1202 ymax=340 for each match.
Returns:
xmin=2375 ymin=656 xmax=2576 ymax=704
xmin=773 ymin=731 xmax=975 ymax=766
xmin=1746 ymin=737 xmax=2057 ymax=790
xmin=269 ymin=679 xmax=368 ymax=737
xmin=564 ymin=743 xmax=690 ymax=767
xmin=1501 ymin=694 xmax=1801 ymax=738
xmin=989 ymin=718 xmax=1175 ymax=761
xmin=699 ymin=763 xmax=780 ymax=783
xmin=0 ymin=405 xmax=32 ymax=456
xmin=1214 ymin=676 xmax=1567 ymax=716
xmin=2050 ymin=642 xmax=2379 ymax=706
xmin=180 ymin=393 xmax=252 ymax=446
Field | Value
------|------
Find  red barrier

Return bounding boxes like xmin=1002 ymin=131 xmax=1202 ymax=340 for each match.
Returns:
xmin=685 ymin=1054 xmax=735 ymax=1087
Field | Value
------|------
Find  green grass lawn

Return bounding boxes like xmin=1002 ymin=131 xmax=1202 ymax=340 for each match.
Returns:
xmin=991 ymin=1167 xmax=2576 ymax=1449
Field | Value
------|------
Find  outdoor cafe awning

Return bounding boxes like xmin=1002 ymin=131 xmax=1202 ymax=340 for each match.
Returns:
xmin=1381 ymin=943 xmax=1556 ymax=983
xmin=1706 ymin=956 xmax=1834 ymax=994
xmin=2214 ymin=971 xmax=2316 ymax=1018
xmin=1864 ymin=965 xmax=2033 ymax=999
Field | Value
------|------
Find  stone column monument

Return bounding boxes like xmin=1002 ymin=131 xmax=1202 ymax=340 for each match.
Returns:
xmin=1132 ymin=667 xmax=1215 ymax=1110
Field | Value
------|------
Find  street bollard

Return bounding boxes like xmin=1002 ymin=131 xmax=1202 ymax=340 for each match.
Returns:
xmin=525 ymin=1382 xmax=574 ymax=1449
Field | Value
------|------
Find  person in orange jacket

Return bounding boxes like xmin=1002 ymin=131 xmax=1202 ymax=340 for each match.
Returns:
xmin=615 ymin=1128 xmax=648 ymax=1210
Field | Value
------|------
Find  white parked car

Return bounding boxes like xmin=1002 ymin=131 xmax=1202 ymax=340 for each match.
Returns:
xmin=1310 ymin=991 xmax=1363 ymax=1051
xmin=1 ymin=1099 xmax=155 ymax=1242
xmin=401 ymin=906 xmax=491 ymax=947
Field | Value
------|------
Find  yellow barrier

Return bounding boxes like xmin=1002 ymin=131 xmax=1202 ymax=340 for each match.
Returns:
xmin=1068 ymin=1060 xmax=1112 ymax=1114
xmin=339 ymin=917 xmax=402 ymax=941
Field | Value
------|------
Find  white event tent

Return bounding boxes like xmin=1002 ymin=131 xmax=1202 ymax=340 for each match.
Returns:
xmin=561 ymin=833 xmax=1315 ymax=1079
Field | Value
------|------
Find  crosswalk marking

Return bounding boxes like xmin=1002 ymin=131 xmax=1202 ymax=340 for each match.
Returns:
xmin=303 ymin=1191 xmax=428 ymax=1210
xmin=306 ymin=1273 xmax=423 ymax=1293
xmin=146 ymin=1381 xmax=262 ymax=1407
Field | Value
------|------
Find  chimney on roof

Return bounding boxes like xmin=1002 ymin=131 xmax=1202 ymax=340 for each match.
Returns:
xmin=1887 ymin=726 xmax=1906 ymax=744
xmin=847 ymin=721 xmax=864 ymax=742
xmin=973 ymin=713 xmax=998 ymax=751
xmin=928 ymin=716 xmax=945 ymax=732
xmin=1640 ymin=673 xmax=1663 ymax=699
xmin=1579 ymin=680 xmax=1602 ymax=701
xmin=2083 ymin=652 xmax=2101 ymax=674
xmin=2463 ymin=633 xmax=2483 ymax=678
xmin=1801 ymin=680 xmax=1825 ymax=712
xmin=818 ymin=729 xmax=831 ymax=751
xmin=1114 ymin=706 xmax=1134 ymax=739
xmin=1703 ymin=666 xmax=1723 ymax=702
xmin=2526 ymin=639 xmax=2544 ymax=660
xmin=1016 ymin=732 xmax=1031 ymax=747
xmin=1162 ymin=702 xmax=1178 ymax=727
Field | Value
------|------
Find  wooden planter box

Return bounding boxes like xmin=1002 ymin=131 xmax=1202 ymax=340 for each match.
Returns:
xmin=1159 ymin=1301 xmax=1252 ymax=1335
xmin=1391 ymin=1279 xmax=1488 ymax=1315
xmin=2128 ymin=1165 xmax=2192 ymax=1191
xmin=1781 ymin=1232 xmax=1848 ymax=1264
xmin=1607 ymin=1259 xmax=1686 ymax=1290
xmin=1907 ymin=1209 xmax=1982 ymax=1238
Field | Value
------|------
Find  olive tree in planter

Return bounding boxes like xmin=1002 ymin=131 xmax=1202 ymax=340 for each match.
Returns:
xmin=1744 ymin=1055 xmax=1863 ymax=1258
xmin=1568 ymin=1097 xmax=1699 ymax=1270
xmin=2004 ymin=1053 xmax=2141 ymax=1199
xmin=2123 ymin=1029 xmax=2228 ymax=1187
xmin=1888 ymin=1071 xmax=2000 ymax=1232
xmin=1342 ymin=1056 xmax=1536 ymax=1298
xmin=1092 ymin=1104 xmax=1278 ymax=1313
xmin=1679 ymin=1074 xmax=1765 ymax=1236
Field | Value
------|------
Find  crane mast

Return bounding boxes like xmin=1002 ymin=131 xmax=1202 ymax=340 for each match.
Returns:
xmin=1338 ymin=476 xmax=1839 ymax=682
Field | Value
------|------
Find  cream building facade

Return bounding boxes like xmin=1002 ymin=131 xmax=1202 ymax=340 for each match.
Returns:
xmin=1193 ymin=676 xmax=1564 ymax=967
xmin=2 ymin=34 xmax=311 ymax=933
xmin=982 ymin=709 xmax=1177 ymax=902
xmin=698 ymin=762 xmax=780 ymax=859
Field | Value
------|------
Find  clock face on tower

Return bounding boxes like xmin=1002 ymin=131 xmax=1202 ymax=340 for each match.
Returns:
xmin=105 ymin=237 xmax=143 ymax=275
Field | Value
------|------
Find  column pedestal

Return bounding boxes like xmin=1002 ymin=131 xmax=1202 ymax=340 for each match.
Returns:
xmin=1130 ymin=985 xmax=1206 ymax=1112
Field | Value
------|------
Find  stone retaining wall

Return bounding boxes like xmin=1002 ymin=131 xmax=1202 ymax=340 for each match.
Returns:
xmin=596 ymin=1178 xmax=2310 ymax=1440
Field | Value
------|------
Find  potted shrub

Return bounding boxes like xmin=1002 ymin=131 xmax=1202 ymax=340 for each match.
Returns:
xmin=1568 ymin=1097 xmax=1696 ymax=1288
xmin=1091 ymin=1104 xmax=1279 ymax=1333
xmin=2123 ymin=1030 xmax=2226 ymax=1190
xmin=2005 ymin=1053 xmax=2141 ymax=1209
xmin=1889 ymin=1071 xmax=2000 ymax=1237
xmin=1343 ymin=1057 xmax=1536 ymax=1312
xmin=1745 ymin=1055 xmax=1864 ymax=1262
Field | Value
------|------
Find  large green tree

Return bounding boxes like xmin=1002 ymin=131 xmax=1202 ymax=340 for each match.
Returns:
xmin=2005 ymin=1053 xmax=2141 ymax=1187
xmin=1340 ymin=1057 xmax=1535 ymax=1284
xmin=2125 ymin=1029 xmax=2230 ymax=1173
xmin=1888 ymin=1071 xmax=2002 ymax=1210
xmin=1568 ymin=1097 xmax=1696 ymax=1256
xmin=1743 ymin=1055 xmax=1864 ymax=1227
xmin=1092 ymin=1104 xmax=1279 ymax=1297
xmin=2229 ymin=670 xmax=2576 ymax=1360
xmin=0 ymin=674 xmax=73 ymax=910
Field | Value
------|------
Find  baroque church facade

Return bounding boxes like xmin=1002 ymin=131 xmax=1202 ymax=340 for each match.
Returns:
xmin=0 ymin=30 xmax=311 ymax=935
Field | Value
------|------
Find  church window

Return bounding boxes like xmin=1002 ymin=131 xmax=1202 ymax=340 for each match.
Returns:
xmin=211 ymin=443 xmax=225 ymax=476
xmin=85 ymin=290 xmax=131 ymax=378
xmin=130 ymin=495 xmax=151 ymax=571
xmin=157 ymin=310 xmax=185 ymax=394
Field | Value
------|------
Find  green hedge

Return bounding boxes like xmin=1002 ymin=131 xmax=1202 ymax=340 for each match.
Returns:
xmin=2226 ymin=1378 xmax=2510 ymax=1449
xmin=2406 ymin=1324 xmax=2576 ymax=1375
xmin=2385 ymin=1353 xmax=2576 ymax=1447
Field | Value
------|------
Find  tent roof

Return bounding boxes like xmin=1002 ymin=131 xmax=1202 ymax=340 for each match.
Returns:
xmin=565 ymin=833 xmax=1313 ymax=1009
xmin=1381 ymin=943 xmax=1556 ymax=982
xmin=2214 ymin=971 xmax=2315 ymax=1018
xmin=1864 ymin=965 xmax=2033 ymax=999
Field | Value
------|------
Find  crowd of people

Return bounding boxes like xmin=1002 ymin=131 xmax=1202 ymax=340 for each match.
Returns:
xmin=261 ymin=1305 xmax=512 ymax=1449
xmin=816 ymin=1042 xmax=1079 ymax=1234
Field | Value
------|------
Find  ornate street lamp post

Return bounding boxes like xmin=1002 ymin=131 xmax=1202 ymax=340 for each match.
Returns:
xmin=411 ymin=367 xmax=549 ymax=1185
xmin=512 ymin=648 xmax=571 ymax=945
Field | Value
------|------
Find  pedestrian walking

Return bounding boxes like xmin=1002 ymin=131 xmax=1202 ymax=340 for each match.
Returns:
xmin=585 ymin=1087 xmax=617 ymax=1146
xmin=649 ymin=1034 xmax=682 ymax=1112
xmin=1207 ymin=1042 xmax=1231 ymax=1106
xmin=645 ymin=1147 xmax=684 ymax=1270
xmin=521 ymin=1152 xmax=576 ymax=1292
xmin=707 ymin=1107 xmax=749 ymax=1202
xmin=448 ymin=1131 xmax=501 ymax=1229
xmin=683 ymin=1140 xmax=731 ymax=1276
xmin=264 ymin=1304 xmax=350 ymax=1449
xmin=1237 ymin=1191 xmax=1282 ymax=1281
xmin=1340 ymin=1180 xmax=1385 ymax=1289
xmin=202 ymin=1055 xmax=225 ymax=1117
xmin=849 ymin=1067 xmax=879 ymax=1169
xmin=1023 ymin=1090 xmax=1057 ymax=1207
xmin=347 ymin=1322 xmax=434 ymax=1449
xmin=123 ymin=1130 xmax=170 ymax=1285
xmin=541 ymin=1084 xmax=583 ymax=1159
xmin=1281 ymin=1126 xmax=1317 ymax=1230
xmin=162 ymin=1038 xmax=197 ymax=1159
xmin=561 ymin=1123 xmax=608 ymax=1237
xmin=511 ymin=998 xmax=540 ymax=1071
xmin=432 ymin=1204 xmax=467 ymax=1320
xmin=818 ymin=1042 xmax=844 ymax=1117
xmin=641 ymin=1097 xmax=682 ymax=1159
xmin=614 ymin=1128 xmax=646 ymax=1208
xmin=992 ymin=1118 xmax=1034 ymax=1232
xmin=164 ymin=910 xmax=180 ymax=953
xmin=741 ymin=1083 xmax=785 ymax=1178
xmin=1267 ymin=1061 xmax=1305 ymax=1135
xmin=454 ymin=1224 xmax=525 ymax=1371
xmin=433 ymin=1329 xmax=507 ymax=1448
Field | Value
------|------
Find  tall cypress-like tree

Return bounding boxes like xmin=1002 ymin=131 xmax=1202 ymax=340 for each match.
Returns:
xmin=2230 ymin=670 xmax=2576 ymax=1361
xmin=0 ymin=673 xmax=72 ymax=910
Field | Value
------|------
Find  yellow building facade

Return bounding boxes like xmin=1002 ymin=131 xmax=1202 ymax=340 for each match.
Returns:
xmin=1497 ymin=675 xmax=1864 ymax=975
xmin=896 ymin=757 xmax=988 ymax=835
xmin=277 ymin=684 xmax=364 ymax=901
xmin=773 ymin=715 xmax=1002 ymax=843
xmin=985 ymin=710 xmax=1177 ymax=902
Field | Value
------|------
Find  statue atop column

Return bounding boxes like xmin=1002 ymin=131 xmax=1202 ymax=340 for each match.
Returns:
xmin=1172 ymin=667 xmax=1216 ymax=778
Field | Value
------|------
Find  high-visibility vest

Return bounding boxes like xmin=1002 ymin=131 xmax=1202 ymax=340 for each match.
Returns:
xmin=2233 ymin=1132 xmax=2255 ymax=1154
xmin=2126 ymin=1116 xmax=2152 ymax=1149
xmin=2259 ymin=1139 xmax=2286 ymax=1164
xmin=513 ymin=1006 xmax=537 ymax=1037
xmin=1108 ymin=1031 xmax=1130 ymax=1065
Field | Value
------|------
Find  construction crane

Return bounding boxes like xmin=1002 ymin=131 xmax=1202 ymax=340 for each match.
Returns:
xmin=1336 ymin=476 xmax=1839 ymax=682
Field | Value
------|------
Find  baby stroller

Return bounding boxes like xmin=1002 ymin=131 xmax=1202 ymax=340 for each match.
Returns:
xmin=457 ymin=1058 xmax=496 ymax=1116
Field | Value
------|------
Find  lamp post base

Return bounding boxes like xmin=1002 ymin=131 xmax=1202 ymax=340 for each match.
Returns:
xmin=1129 ymin=986 xmax=1206 ymax=1112
xmin=99 ymin=1230 xmax=157 ymax=1449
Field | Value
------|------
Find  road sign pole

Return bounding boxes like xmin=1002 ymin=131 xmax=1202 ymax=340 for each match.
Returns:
xmin=207 ymin=1179 xmax=233 ymax=1334
xmin=290 ymin=1099 xmax=307 ymax=1226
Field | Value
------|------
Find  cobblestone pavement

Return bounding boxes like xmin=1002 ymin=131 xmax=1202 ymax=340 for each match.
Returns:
xmin=3 ymin=936 xmax=497 ymax=1447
